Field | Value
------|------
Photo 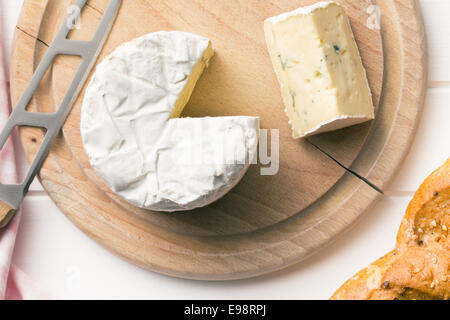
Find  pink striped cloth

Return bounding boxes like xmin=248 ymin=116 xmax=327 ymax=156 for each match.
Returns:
xmin=0 ymin=24 xmax=50 ymax=300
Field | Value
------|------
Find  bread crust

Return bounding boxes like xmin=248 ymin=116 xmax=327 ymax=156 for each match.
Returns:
xmin=331 ymin=159 xmax=450 ymax=300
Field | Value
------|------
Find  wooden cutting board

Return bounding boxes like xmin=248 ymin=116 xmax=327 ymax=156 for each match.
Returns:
xmin=10 ymin=0 xmax=427 ymax=280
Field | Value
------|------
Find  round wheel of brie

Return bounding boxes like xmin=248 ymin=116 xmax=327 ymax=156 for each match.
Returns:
xmin=81 ymin=31 xmax=259 ymax=212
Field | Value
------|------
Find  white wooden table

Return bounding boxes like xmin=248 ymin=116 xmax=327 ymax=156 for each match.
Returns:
xmin=1 ymin=0 xmax=449 ymax=300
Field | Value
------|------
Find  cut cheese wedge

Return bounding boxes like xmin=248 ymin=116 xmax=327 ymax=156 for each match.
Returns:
xmin=81 ymin=31 xmax=259 ymax=212
xmin=264 ymin=1 xmax=375 ymax=138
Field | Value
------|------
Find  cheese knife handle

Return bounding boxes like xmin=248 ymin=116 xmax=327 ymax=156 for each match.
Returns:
xmin=0 ymin=200 xmax=17 ymax=229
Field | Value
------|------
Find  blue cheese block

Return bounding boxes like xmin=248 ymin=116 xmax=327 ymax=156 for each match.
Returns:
xmin=264 ymin=1 xmax=375 ymax=138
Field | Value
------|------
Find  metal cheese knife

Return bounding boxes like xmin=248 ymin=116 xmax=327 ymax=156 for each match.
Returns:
xmin=0 ymin=0 xmax=122 ymax=228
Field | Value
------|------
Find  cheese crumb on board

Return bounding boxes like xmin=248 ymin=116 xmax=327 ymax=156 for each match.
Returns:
xmin=264 ymin=1 xmax=375 ymax=138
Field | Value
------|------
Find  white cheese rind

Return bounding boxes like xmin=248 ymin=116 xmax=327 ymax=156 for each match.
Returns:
xmin=265 ymin=1 xmax=335 ymax=23
xmin=265 ymin=2 xmax=375 ymax=138
xmin=81 ymin=31 xmax=259 ymax=212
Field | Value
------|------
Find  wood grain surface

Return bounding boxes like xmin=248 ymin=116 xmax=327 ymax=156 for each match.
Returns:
xmin=10 ymin=0 xmax=427 ymax=280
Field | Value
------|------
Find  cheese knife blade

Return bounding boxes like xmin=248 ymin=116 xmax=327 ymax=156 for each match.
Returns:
xmin=0 ymin=0 xmax=122 ymax=228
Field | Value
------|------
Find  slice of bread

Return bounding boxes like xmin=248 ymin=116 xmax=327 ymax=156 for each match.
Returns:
xmin=331 ymin=159 xmax=450 ymax=300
